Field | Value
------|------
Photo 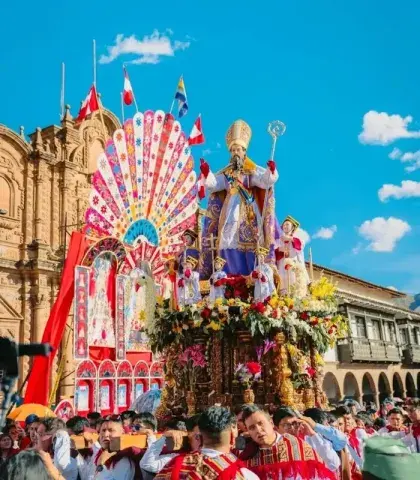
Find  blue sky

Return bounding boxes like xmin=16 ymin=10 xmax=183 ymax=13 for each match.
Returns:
xmin=1 ymin=0 xmax=419 ymax=293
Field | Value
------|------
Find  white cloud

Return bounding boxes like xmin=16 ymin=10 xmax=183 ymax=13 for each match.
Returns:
xmin=352 ymin=243 xmax=363 ymax=255
xmin=358 ymin=111 xmax=420 ymax=145
xmin=357 ymin=217 xmax=411 ymax=252
xmin=378 ymin=180 xmax=420 ymax=202
xmin=313 ymin=225 xmax=337 ymax=240
xmin=99 ymin=30 xmax=190 ymax=65
xmin=388 ymin=148 xmax=420 ymax=172
xmin=295 ymin=228 xmax=310 ymax=245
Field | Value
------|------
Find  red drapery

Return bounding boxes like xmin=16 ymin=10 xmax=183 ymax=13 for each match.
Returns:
xmin=24 ymin=232 xmax=89 ymax=405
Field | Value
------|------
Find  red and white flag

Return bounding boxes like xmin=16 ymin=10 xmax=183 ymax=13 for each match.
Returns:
xmin=76 ymin=85 xmax=99 ymax=122
xmin=188 ymin=115 xmax=205 ymax=146
xmin=123 ymin=68 xmax=134 ymax=106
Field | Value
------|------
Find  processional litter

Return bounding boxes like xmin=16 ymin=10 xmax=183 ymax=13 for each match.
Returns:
xmin=40 ymin=107 xmax=347 ymax=415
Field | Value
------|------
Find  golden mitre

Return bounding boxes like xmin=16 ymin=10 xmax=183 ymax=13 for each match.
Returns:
xmin=226 ymin=119 xmax=252 ymax=151
xmin=283 ymin=215 xmax=300 ymax=230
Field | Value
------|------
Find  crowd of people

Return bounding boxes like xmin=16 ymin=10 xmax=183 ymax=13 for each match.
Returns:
xmin=0 ymin=397 xmax=419 ymax=479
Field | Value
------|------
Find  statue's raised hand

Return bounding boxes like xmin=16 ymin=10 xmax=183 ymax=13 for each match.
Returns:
xmin=267 ymin=160 xmax=276 ymax=173
xmin=200 ymin=158 xmax=210 ymax=178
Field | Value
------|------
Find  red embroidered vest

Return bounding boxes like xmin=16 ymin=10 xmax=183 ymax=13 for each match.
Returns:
xmin=154 ymin=451 xmax=246 ymax=480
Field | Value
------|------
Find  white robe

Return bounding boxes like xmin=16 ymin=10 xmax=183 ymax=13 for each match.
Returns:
xmin=209 ymin=270 xmax=227 ymax=303
xmin=276 ymin=231 xmax=310 ymax=293
xmin=204 ymin=166 xmax=278 ymax=250
xmin=253 ymin=263 xmax=275 ymax=302
xmin=177 ymin=271 xmax=201 ymax=306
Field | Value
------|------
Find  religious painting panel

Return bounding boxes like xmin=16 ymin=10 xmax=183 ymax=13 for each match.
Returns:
xmin=88 ymin=253 xmax=117 ymax=349
xmin=74 ymin=266 xmax=90 ymax=360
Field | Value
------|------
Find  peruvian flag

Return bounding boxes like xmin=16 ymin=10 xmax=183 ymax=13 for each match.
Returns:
xmin=197 ymin=171 xmax=206 ymax=200
xmin=188 ymin=115 xmax=205 ymax=146
xmin=76 ymin=85 xmax=99 ymax=122
xmin=123 ymin=67 xmax=134 ymax=106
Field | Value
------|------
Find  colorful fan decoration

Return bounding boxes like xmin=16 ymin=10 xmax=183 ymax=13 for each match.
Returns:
xmin=84 ymin=110 xmax=198 ymax=256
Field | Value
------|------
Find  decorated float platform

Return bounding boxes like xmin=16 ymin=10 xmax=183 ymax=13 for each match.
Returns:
xmin=23 ymin=104 xmax=348 ymax=415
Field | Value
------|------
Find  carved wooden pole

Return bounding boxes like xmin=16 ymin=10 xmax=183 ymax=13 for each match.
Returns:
xmin=274 ymin=332 xmax=294 ymax=406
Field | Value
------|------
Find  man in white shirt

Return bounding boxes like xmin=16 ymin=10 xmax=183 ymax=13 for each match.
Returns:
xmin=274 ymin=408 xmax=341 ymax=474
xmin=85 ymin=416 xmax=135 ymax=480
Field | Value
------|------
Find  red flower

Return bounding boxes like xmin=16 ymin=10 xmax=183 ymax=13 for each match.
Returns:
xmin=201 ymin=307 xmax=211 ymax=320
xmin=251 ymin=302 xmax=266 ymax=314
xmin=272 ymin=309 xmax=278 ymax=319
xmin=306 ymin=366 xmax=316 ymax=378
xmin=246 ymin=362 xmax=262 ymax=376
xmin=310 ymin=317 xmax=319 ymax=326
xmin=300 ymin=312 xmax=309 ymax=321
xmin=224 ymin=289 xmax=233 ymax=299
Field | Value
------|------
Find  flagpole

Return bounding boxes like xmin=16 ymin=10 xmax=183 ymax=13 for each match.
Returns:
xmin=120 ymin=92 xmax=125 ymax=123
xmin=93 ymin=39 xmax=97 ymax=87
xmin=169 ymin=74 xmax=182 ymax=115
xmin=94 ymin=88 xmax=108 ymax=139
xmin=60 ymin=62 xmax=65 ymax=120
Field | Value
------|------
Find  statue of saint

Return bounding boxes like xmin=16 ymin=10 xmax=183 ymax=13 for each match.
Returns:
xmin=275 ymin=216 xmax=310 ymax=295
xmin=177 ymin=256 xmax=201 ymax=307
xmin=251 ymin=246 xmax=276 ymax=302
xmin=209 ymin=256 xmax=228 ymax=303
xmin=200 ymin=120 xmax=279 ymax=277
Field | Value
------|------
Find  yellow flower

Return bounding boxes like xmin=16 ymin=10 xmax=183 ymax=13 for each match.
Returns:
xmin=194 ymin=319 xmax=203 ymax=328
xmin=268 ymin=296 xmax=279 ymax=308
xmin=208 ymin=320 xmax=221 ymax=331
xmin=284 ymin=297 xmax=294 ymax=309
xmin=227 ymin=298 xmax=236 ymax=306
xmin=214 ymin=298 xmax=223 ymax=306
xmin=310 ymin=276 xmax=336 ymax=299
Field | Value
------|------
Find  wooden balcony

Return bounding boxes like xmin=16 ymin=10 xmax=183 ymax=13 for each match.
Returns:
xmin=402 ymin=345 xmax=420 ymax=365
xmin=337 ymin=338 xmax=401 ymax=363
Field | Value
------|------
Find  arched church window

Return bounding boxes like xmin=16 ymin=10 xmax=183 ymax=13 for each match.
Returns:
xmin=0 ymin=176 xmax=13 ymax=216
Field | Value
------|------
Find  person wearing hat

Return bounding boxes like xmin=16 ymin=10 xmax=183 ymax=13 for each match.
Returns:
xmin=199 ymin=119 xmax=279 ymax=277
xmin=251 ymin=246 xmax=276 ymax=303
xmin=162 ymin=257 xmax=179 ymax=310
xmin=275 ymin=215 xmax=310 ymax=295
xmin=177 ymin=229 xmax=200 ymax=273
xmin=177 ymin=256 xmax=201 ymax=307
xmin=209 ymin=256 xmax=228 ymax=303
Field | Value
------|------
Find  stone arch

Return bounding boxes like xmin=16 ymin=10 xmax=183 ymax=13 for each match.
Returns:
xmin=378 ymin=372 xmax=391 ymax=403
xmin=0 ymin=175 xmax=14 ymax=216
xmin=406 ymin=372 xmax=416 ymax=398
xmin=362 ymin=372 xmax=376 ymax=404
xmin=392 ymin=373 xmax=404 ymax=399
xmin=0 ymin=124 xmax=32 ymax=157
xmin=343 ymin=372 xmax=360 ymax=401
xmin=322 ymin=372 xmax=341 ymax=404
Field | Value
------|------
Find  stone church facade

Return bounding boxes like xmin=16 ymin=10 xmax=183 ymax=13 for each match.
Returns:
xmin=0 ymin=106 xmax=120 ymax=398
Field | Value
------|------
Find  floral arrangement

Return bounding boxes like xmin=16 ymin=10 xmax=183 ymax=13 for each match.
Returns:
xmin=148 ymin=276 xmax=347 ymax=357
xmin=177 ymin=344 xmax=207 ymax=390
xmin=235 ymin=362 xmax=262 ymax=388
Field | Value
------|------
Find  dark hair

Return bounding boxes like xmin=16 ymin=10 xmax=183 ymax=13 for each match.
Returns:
xmin=121 ymin=410 xmax=136 ymax=421
xmin=326 ymin=413 xmax=337 ymax=425
xmin=87 ymin=411 xmax=101 ymax=422
xmin=198 ymin=407 xmax=235 ymax=445
xmin=6 ymin=449 xmax=51 ymax=480
xmin=334 ymin=406 xmax=352 ymax=417
xmin=164 ymin=418 xmax=187 ymax=432
xmin=25 ymin=414 xmax=40 ymax=426
xmin=185 ymin=414 xmax=201 ymax=432
xmin=387 ymin=408 xmax=403 ymax=417
xmin=374 ymin=417 xmax=386 ymax=429
xmin=0 ymin=434 xmax=12 ymax=450
xmin=233 ymin=405 xmax=247 ymax=416
xmin=134 ymin=412 xmax=158 ymax=432
xmin=273 ymin=407 xmax=296 ymax=427
xmin=242 ymin=404 xmax=271 ymax=424
xmin=304 ymin=408 xmax=328 ymax=425
xmin=66 ymin=415 xmax=90 ymax=435
xmin=41 ymin=417 xmax=66 ymax=433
